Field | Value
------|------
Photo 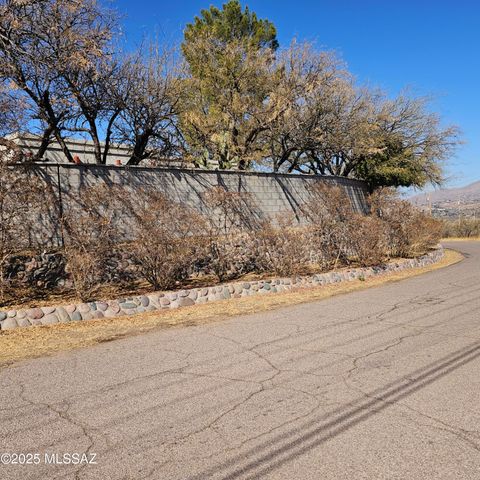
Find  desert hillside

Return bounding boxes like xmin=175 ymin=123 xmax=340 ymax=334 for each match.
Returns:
xmin=410 ymin=180 xmax=480 ymax=218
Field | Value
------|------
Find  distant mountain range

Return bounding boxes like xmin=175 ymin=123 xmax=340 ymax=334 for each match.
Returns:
xmin=410 ymin=180 xmax=480 ymax=218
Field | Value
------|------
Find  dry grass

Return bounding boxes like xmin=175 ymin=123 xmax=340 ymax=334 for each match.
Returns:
xmin=441 ymin=237 xmax=480 ymax=242
xmin=0 ymin=249 xmax=463 ymax=369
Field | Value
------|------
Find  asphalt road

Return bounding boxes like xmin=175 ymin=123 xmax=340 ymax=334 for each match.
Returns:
xmin=1 ymin=241 xmax=479 ymax=480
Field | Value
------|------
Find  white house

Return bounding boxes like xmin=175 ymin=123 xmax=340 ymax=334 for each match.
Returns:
xmin=5 ymin=132 xmax=185 ymax=167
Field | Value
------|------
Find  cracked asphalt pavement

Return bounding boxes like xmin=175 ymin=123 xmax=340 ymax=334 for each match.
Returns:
xmin=1 ymin=241 xmax=479 ymax=479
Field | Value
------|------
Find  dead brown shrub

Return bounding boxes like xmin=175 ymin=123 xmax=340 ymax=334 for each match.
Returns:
xmin=304 ymin=183 xmax=356 ymax=268
xmin=369 ymin=188 xmax=442 ymax=257
xmin=201 ymin=187 xmax=262 ymax=281
xmin=442 ymin=218 xmax=480 ymax=238
xmin=1 ymin=168 xmax=445 ymax=307
xmin=62 ymin=185 xmax=123 ymax=301
xmin=128 ymin=190 xmax=206 ymax=290
xmin=348 ymin=214 xmax=387 ymax=266
xmin=0 ymin=161 xmax=47 ymax=304
xmin=406 ymin=214 xmax=443 ymax=256
xmin=255 ymin=214 xmax=316 ymax=276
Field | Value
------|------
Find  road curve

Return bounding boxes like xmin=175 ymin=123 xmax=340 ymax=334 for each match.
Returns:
xmin=0 ymin=241 xmax=479 ymax=480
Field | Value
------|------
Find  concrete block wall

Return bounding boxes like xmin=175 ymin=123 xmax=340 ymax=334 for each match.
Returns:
xmin=30 ymin=164 xmax=370 ymax=247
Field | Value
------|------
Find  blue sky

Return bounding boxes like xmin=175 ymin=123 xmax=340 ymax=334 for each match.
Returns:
xmin=114 ymin=0 xmax=480 ymax=189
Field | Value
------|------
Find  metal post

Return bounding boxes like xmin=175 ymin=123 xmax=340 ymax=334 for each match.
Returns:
xmin=56 ymin=164 xmax=65 ymax=248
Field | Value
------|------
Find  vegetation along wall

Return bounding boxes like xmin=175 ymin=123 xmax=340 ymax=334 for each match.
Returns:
xmin=31 ymin=164 xmax=369 ymax=248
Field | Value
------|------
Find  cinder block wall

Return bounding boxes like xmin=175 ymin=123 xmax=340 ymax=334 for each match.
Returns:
xmin=31 ymin=164 xmax=369 ymax=247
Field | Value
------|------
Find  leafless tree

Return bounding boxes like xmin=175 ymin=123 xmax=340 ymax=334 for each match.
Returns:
xmin=113 ymin=45 xmax=184 ymax=165
xmin=0 ymin=0 xmax=117 ymax=162
xmin=265 ymin=41 xmax=346 ymax=173
xmin=275 ymin=70 xmax=460 ymax=188
xmin=60 ymin=56 xmax=127 ymax=164
xmin=261 ymin=42 xmax=459 ymax=189
xmin=0 ymin=81 xmax=25 ymax=160
xmin=358 ymin=92 xmax=460 ymax=188
xmin=293 ymin=81 xmax=379 ymax=176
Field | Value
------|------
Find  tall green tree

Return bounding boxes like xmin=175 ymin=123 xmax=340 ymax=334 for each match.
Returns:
xmin=180 ymin=1 xmax=280 ymax=169
xmin=182 ymin=0 xmax=278 ymax=73
xmin=180 ymin=39 xmax=280 ymax=169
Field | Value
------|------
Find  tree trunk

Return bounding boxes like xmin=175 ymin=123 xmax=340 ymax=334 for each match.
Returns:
xmin=33 ymin=126 xmax=54 ymax=161
xmin=127 ymin=132 xmax=151 ymax=165
xmin=102 ymin=110 xmax=121 ymax=165
xmin=52 ymin=132 xmax=74 ymax=163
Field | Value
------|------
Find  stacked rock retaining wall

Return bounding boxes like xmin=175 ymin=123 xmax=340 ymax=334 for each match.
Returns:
xmin=0 ymin=247 xmax=444 ymax=330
